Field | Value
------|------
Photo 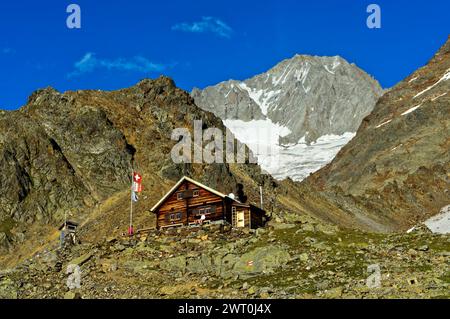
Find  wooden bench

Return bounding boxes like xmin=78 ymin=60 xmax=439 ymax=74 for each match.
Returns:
xmin=160 ymin=223 xmax=184 ymax=230
xmin=188 ymin=220 xmax=211 ymax=227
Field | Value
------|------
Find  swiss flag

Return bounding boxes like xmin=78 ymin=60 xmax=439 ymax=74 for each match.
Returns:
xmin=132 ymin=182 xmax=143 ymax=193
xmin=132 ymin=172 xmax=143 ymax=193
xmin=133 ymin=172 xmax=142 ymax=184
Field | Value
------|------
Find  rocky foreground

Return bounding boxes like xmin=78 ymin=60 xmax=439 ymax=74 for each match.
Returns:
xmin=1 ymin=213 xmax=448 ymax=299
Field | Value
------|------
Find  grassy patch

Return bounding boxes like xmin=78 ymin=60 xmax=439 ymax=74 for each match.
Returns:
xmin=439 ymin=271 xmax=450 ymax=284
xmin=0 ymin=217 xmax=17 ymax=236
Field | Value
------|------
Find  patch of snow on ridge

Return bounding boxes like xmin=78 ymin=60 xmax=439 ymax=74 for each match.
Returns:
xmin=237 ymin=83 xmax=280 ymax=116
xmin=324 ymin=58 xmax=341 ymax=75
xmin=294 ymin=63 xmax=311 ymax=89
xmin=260 ymin=90 xmax=281 ymax=114
xmin=225 ymin=88 xmax=233 ymax=98
xmin=401 ymin=104 xmax=422 ymax=116
xmin=332 ymin=58 xmax=341 ymax=69
xmin=293 ymin=63 xmax=312 ymax=93
xmin=324 ymin=65 xmax=335 ymax=74
xmin=431 ymin=92 xmax=447 ymax=101
xmin=281 ymin=67 xmax=294 ymax=85
xmin=414 ymin=68 xmax=450 ymax=98
xmin=376 ymin=119 xmax=392 ymax=128
xmin=424 ymin=205 xmax=450 ymax=234
xmin=273 ymin=62 xmax=292 ymax=86
xmin=238 ymin=83 xmax=263 ymax=108
xmin=223 ymin=117 xmax=355 ymax=181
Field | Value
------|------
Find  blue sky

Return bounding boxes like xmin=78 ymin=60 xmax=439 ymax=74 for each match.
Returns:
xmin=0 ymin=0 xmax=449 ymax=110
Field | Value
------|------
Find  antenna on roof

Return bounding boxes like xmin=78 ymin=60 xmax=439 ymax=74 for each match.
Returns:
xmin=259 ymin=185 xmax=264 ymax=210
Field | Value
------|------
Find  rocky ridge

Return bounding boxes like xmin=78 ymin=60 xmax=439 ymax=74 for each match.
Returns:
xmin=307 ymin=36 xmax=450 ymax=230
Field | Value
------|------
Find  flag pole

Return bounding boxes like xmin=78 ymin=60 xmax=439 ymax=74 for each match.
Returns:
xmin=129 ymin=170 xmax=133 ymax=236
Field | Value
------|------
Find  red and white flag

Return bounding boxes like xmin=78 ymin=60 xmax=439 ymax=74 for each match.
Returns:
xmin=132 ymin=182 xmax=142 ymax=193
xmin=133 ymin=172 xmax=142 ymax=184
xmin=132 ymin=172 xmax=143 ymax=193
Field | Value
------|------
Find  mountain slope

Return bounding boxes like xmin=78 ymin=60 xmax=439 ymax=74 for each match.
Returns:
xmin=0 ymin=77 xmax=288 ymax=265
xmin=307 ymin=37 xmax=450 ymax=230
xmin=192 ymin=55 xmax=383 ymax=180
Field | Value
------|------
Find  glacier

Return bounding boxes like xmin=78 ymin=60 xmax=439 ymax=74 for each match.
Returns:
xmin=223 ymin=118 xmax=355 ymax=181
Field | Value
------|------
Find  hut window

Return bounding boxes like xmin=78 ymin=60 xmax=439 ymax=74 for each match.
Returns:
xmin=177 ymin=192 xmax=183 ymax=200
xmin=170 ymin=213 xmax=182 ymax=221
xmin=196 ymin=206 xmax=214 ymax=216
xmin=193 ymin=189 xmax=199 ymax=197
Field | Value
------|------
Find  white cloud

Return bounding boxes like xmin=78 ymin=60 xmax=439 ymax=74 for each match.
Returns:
xmin=68 ymin=53 xmax=166 ymax=77
xmin=2 ymin=48 xmax=15 ymax=54
xmin=172 ymin=16 xmax=233 ymax=38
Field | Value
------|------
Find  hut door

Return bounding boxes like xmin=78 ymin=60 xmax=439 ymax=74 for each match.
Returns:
xmin=237 ymin=211 xmax=245 ymax=228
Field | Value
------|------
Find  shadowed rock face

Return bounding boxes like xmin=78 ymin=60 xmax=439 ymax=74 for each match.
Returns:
xmin=0 ymin=88 xmax=135 ymax=229
xmin=192 ymin=55 xmax=383 ymax=144
xmin=307 ymin=37 xmax=450 ymax=230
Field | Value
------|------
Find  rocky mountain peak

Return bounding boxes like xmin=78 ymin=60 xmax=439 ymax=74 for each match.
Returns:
xmin=191 ymin=54 xmax=383 ymax=181
xmin=25 ymin=87 xmax=63 ymax=107
xmin=136 ymin=76 xmax=178 ymax=95
xmin=434 ymin=35 xmax=450 ymax=57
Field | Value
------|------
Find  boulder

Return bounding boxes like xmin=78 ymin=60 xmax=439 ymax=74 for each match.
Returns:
xmin=301 ymin=224 xmax=316 ymax=232
xmin=159 ymin=285 xmax=179 ymax=296
xmin=121 ymin=260 xmax=157 ymax=273
xmin=0 ymin=232 xmax=10 ymax=249
xmin=0 ymin=278 xmax=17 ymax=299
xmin=271 ymin=223 xmax=296 ymax=230
xmin=161 ymin=256 xmax=187 ymax=273
xmin=216 ymin=254 xmax=238 ymax=279
xmin=299 ymin=253 xmax=309 ymax=262
xmin=315 ymin=223 xmax=339 ymax=235
xmin=232 ymin=246 xmax=291 ymax=278
xmin=64 ymin=291 xmax=82 ymax=299
xmin=68 ymin=252 xmax=93 ymax=268
xmin=186 ymin=255 xmax=212 ymax=274
xmin=98 ymin=259 xmax=118 ymax=273
xmin=324 ymin=287 xmax=343 ymax=298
